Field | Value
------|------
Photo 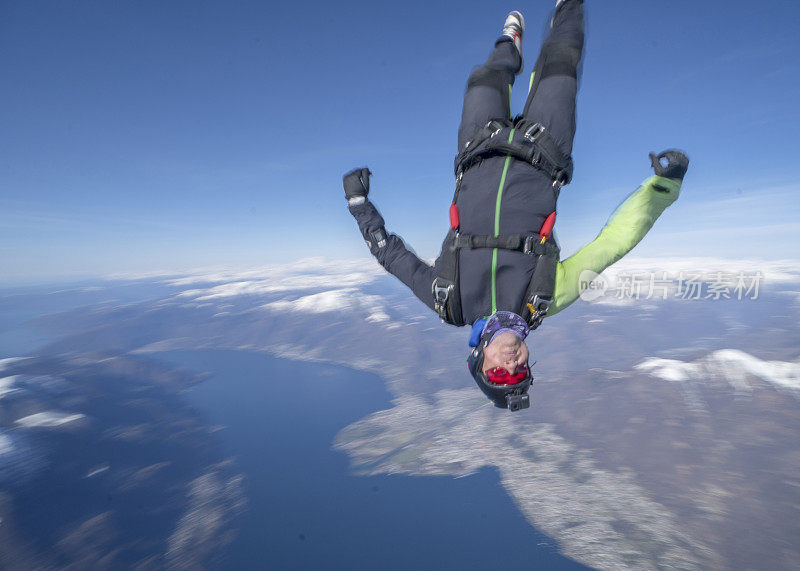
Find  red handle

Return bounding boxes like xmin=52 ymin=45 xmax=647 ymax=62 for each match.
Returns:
xmin=449 ymin=204 xmax=460 ymax=231
xmin=540 ymin=211 xmax=556 ymax=242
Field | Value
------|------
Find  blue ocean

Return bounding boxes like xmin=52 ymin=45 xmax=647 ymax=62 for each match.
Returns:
xmin=160 ymin=350 xmax=586 ymax=570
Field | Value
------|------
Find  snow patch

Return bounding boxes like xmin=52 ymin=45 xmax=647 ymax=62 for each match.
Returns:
xmin=263 ymin=288 xmax=390 ymax=322
xmin=267 ymin=289 xmax=356 ymax=312
xmin=708 ymin=349 xmax=800 ymax=391
xmin=635 ymin=350 xmax=800 ymax=392
xmin=635 ymin=359 xmax=701 ymax=382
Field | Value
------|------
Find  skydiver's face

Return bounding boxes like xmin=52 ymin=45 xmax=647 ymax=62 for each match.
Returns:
xmin=481 ymin=331 xmax=529 ymax=375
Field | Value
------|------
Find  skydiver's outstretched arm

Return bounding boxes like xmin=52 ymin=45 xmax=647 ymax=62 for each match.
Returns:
xmin=548 ymin=151 xmax=690 ymax=316
xmin=344 ymin=169 xmax=436 ymax=311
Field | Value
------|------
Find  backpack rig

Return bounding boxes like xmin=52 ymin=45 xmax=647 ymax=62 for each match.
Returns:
xmin=432 ymin=118 xmax=572 ymax=330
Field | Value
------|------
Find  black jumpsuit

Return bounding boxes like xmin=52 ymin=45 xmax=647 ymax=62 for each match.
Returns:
xmin=349 ymin=0 xmax=585 ymax=325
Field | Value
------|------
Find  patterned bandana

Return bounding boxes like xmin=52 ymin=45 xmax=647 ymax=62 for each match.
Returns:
xmin=482 ymin=311 xmax=530 ymax=345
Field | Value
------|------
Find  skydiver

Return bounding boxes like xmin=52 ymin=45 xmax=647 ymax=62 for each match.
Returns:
xmin=343 ymin=0 xmax=689 ymax=410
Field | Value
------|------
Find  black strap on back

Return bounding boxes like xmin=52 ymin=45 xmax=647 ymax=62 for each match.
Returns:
xmin=433 ymin=174 xmax=466 ymax=325
xmin=519 ymin=246 xmax=558 ymax=330
xmin=432 ymin=230 xmax=464 ymax=325
xmin=454 ymin=233 xmax=559 ymax=258
xmin=455 ymin=119 xmax=573 ymax=190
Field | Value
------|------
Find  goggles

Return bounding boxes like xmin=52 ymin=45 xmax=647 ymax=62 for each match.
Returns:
xmin=485 ymin=364 xmax=529 ymax=385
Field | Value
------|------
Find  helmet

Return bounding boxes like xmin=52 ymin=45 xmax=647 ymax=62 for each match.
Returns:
xmin=467 ymin=332 xmax=532 ymax=411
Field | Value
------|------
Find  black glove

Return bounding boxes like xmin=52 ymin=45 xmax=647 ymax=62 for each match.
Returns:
xmin=343 ymin=167 xmax=372 ymax=201
xmin=649 ymin=150 xmax=690 ymax=181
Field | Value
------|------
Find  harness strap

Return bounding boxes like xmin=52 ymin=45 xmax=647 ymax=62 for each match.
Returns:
xmin=436 ymin=231 xmax=559 ymax=329
xmin=453 ymin=233 xmax=559 ymax=257
xmin=521 ymin=122 xmax=572 ymax=188
xmin=432 ymin=230 xmax=464 ymax=325
xmin=519 ymin=248 xmax=558 ymax=330
xmin=435 ymin=120 xmax=568 ymax=329
xmin=460 ymin=120 xmax=506 ymax=154
xmin=455 ymin=120 xmax=573 ymax=189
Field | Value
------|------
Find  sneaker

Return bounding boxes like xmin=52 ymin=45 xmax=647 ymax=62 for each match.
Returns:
xmin=502 ymin=11 xmax=525 ymax=74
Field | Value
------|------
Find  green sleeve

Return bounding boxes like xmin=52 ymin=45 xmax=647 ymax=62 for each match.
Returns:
xmin=548 ymin=175 xmax=682 ymax=316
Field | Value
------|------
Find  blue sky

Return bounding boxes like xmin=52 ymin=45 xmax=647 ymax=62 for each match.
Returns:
xmin=2 ymin=0 xmax=799 ymax=283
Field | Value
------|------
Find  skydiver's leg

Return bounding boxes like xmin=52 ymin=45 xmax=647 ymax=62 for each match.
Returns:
xmin=457 ymin=38 xmax=522 ymax=152
xmin=521 ymin=0 xmax=585 ymax=156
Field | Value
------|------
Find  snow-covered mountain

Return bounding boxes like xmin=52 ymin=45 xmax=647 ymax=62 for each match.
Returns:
xmin=636 ymin=350 xmax=800 ymax=392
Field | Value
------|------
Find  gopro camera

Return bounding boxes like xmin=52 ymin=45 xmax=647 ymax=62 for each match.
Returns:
xmin=506 ymin=393 xmax=530 ymax=412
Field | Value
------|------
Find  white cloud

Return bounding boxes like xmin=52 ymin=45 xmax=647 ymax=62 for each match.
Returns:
xmin=168 ymin=257 xmax=381 ymax=285
xmin=0 ymin=376 xmax=20 ymax=399
xmin=0 ymin=358 xmax=26 ymax=372
xmin=104 ymin=257 xmax=384 ymax=284
xmin=170 ymin=258 xmax=386 ymax=301
xmin=0 ymin=432 xmax=14 ymax=456
xmin=600 ymin=257 xmax=800 ymax=285
xmin=104 ymin=256 xmax=800 ymax=315
xmin=179 ymin=273 xmax=378 ymax=300
xmin=85 ymin=465 xmax=110 ymax=478
xmin=575 ymin=257 xmax=800 ymax=308
xmin=15 ymin=412 xmax=86 ymax=428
